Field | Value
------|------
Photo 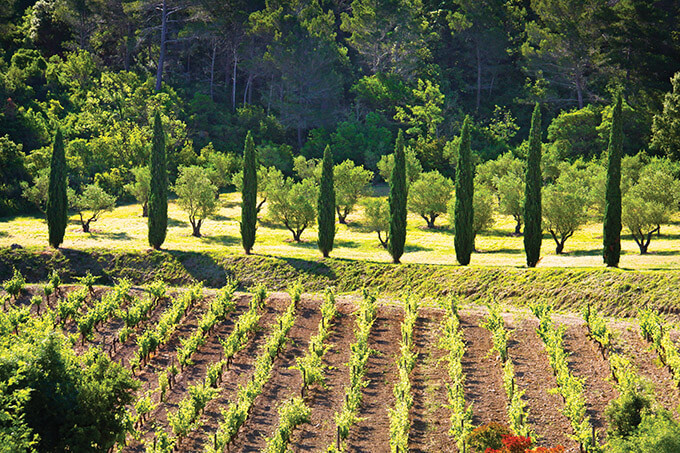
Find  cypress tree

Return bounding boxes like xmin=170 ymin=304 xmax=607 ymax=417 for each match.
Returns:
xmin=317 ymin=144 xmax=335 ymax=257
xmin=241 ymin=131 xmax=257 ymax=254
xmin=604 ymin=94 xmax=623 ymax=267
xmin=388 ymin=130 xmax=407 ymax=264
xmin=46 ymin=127 xmax=67 ymax=248
xmin=524 ymin=103 xmax=543 ymax=267
xmin=148 ymin=111 xmax=168 ymax=250
xmin=454 ymin=116 xmax=474 ymax=266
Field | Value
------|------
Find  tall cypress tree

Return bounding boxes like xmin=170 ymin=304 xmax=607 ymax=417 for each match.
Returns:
xmin=317 ymin=145 xmax=335 ymax=257
xmin=524 ymin=103 xmax=543 ymax=267
xmin=46 ymin=127 xmax=67 ymax=248
xmin=388 ymin=130 xmax=407 ymax=264
xmin=148 ymin=111 xmax=167 ymax=250
xmin=241 ymin=131 xmax=257 ymax=254
xmin=604 ymin=94 xmax=623 ymax=267
xmin=454 ymin=116 xmax=474 ymax=266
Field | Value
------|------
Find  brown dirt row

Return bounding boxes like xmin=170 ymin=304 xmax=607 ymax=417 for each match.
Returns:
xmin=408 ymin=309 xmax=452 ymax=452
xmin=560 ymin=322 xmax=619 ymax=438
xmin=460 ymin=313 xmax=508 ymax=429
xmin=610 ymin=323 xmax=680 ymax=416
xmin=506 ymin=317 xmax=577 ymax=451
xmin=288 ymin=300 xmax=357 ymax=451
xmin=180 ymin=294 xmax=294 ymax=451
xmin=346 ymin=304 xmax=403 ymax=452
xmin=229 ymin=297 xmax=323 ymax=452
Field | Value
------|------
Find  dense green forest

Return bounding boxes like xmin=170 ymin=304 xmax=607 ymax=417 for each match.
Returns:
xmin=1 ymin=0 xmax=679 ymax=216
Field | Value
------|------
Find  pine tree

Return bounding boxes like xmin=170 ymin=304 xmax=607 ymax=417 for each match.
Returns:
xmin=148 ymin=111 xmax=167 ymax=250
xmin=46 ymin=127 xmax=67 ymax=248
xmin=317 ymin=145 xmax=335 ymax=257
xmin=454 ymin=116 xmax=474 ymax=265
xmin=388 ymin=130 xmax=407 ymax=264
xmin=604 ymin=94 xmax=623 ymax=267
xmin=524 ymin=103 xmax=543 ymax=267
xmin=241 ymin=131 xmax=257 ymax=254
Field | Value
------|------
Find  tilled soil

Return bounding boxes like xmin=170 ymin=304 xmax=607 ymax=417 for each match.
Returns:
xmin=460 ymin=313 xmax=509 ymax=427
xmin=611 ymin=324 xmax=680 ymax=416
xmin=291 ymin=301 xmax=357 ymax=451
xmin=507 ymin=317 xmax=577 ymax=451
xmin=232 ymin=297 xmax=322 ymax=452
xmin=560 ymin=322 xmax=619 ymax=437
xmin=346 ymin=305 xmax=403 ymax=452
xmin=408 ymin=310 xmax=453 ymax=453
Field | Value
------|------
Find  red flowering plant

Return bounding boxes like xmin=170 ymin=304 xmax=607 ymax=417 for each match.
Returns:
xmin=485 ymin=435 xmax=533 ymax=453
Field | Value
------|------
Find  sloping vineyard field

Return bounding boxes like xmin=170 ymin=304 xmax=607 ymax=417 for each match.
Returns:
xmin=3 ymin=280 xmax=680 ymax=453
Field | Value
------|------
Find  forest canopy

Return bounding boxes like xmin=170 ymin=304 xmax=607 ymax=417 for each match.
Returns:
xmin=0 ymin=0 xmax=679 ymax=215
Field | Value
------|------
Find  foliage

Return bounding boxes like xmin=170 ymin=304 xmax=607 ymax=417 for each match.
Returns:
xmin=388 ymin=130 xmax=407 ymax=263
xmin=318 ymin=145 xmax=335 ymax=257
xmin=605 ymin=383 xmax=653 ymax=438
xmin=71 ymin=183 xmax=117 ymax=233
xmin=263 ymin=398 xmax=311 ymax=453
xmin=124 ymin=167 xmax=151 ymax=217
xmin=46 ymin=127 xmax=67 ymax=248
xmin=466 ymin=422 xmax=513 ymax=453
xmin=174 ymin=166 xmax=218 ymax=237
xmin=267 ymin=178 xmax=319 ymax=242
xmin=524 ymin=103 xmax=542 ymax=267
xmin=334 ymin=160 xmax=372 ymax=224
xmin=606 ymin=411 xmax=680 ymax=452
xmin=651 ymin=72 xmax=680 ymax=159
xmin=454 ymin=116 xmax=474 ymax=265
xmin=407 ymin=171 xmax=453 ymax=228
xmin=148 ymin=112 xmax=168 ymax=250
xmin=604 ymin=94 xmax=623 ymax=267
xmin=377 ymin=145 xmax=423 ymax=187
xmin=3 ymin=268 xmax=26 ymax=301
xmin=542 ymin=168 xmax=590 ymax=254
xmin=362 ymin=197 xmax=390 ymax=249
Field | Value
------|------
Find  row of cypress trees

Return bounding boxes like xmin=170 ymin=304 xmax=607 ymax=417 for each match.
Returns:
xmin=45 ymin=100 xmax=624 ymax=269
xmin=46 ymin=112 xmax=169 ymax=250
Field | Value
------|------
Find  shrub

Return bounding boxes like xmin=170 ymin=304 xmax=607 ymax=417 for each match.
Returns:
xmin=466 ymin=422 xmax=513 ymax=452
xmin=605 ymin=382 xmax=652 ymax=438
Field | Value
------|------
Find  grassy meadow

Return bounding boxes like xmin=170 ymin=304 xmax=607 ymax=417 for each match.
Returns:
xmin=2 ymin=189 xmax=680 ymax=270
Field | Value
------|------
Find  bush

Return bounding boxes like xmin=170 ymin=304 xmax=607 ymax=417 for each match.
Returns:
xmin=607 ymin=410 xmax=680 ymax=452
xmin=465 ymin=422 xmax=512 ymax=452
xmin=605 ymin=382 xmax=652 ymax=438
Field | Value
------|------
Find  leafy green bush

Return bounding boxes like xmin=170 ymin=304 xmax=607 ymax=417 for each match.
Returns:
xmin=605 ymin=382 xmax=653 ymax=438
xmin=466 ymin=422 xmax=513 ymax=452
xmin=607 ymin=411 xmax=680 ymax=452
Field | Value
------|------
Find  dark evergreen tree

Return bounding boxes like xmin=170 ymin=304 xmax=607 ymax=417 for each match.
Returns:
xmin=604 ymin=94 xmax=623 ymax=267
xmin=524 ymin=103 xmax=543 ymax=267
xmin=148 ymin=112 xmax=167 ymax=250
xmin=317 ymin=144 xmax=335 ymax=257
xmin=388 ymin=130 xmax=407 ymax=264
xmin=240 ymin=131 xmax=257 ymax=254
xmin=46 ymin=127 xmax=67 ymax=248
xmin=454 ymin=116 xmax=474 ymax=266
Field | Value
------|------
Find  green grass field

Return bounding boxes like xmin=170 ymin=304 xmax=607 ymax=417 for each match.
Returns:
xmin=2 ymin=190 xmax=680 ymax=269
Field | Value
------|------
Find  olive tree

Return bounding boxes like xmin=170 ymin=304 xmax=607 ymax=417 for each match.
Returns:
xmin=71 ymin=184 xmax=117 ymax=233
xmin=362 ymin=197 xmax=390 ymax=249
xmin=174 ymin=166 xmax=218 ymax=237
xmin=495 ymin=172 xmax=525 ymax=235
xmin=124 ymin=166 xmax=150 ymax=216
xmin=267 ymin=178 xmax=318 ymax=242
xmin=377 ymin=146 xmax=423 ymax=186
xmin=232 ymin=166 xmax=283 ymax=213
xmin=21 ymin=168 xmax=50 ymax=213
xmin=408 ymin=170 xmax=453 ymax=228
xmin=622 ymin=161 xmax=680 ymax=254
xmin=542 ymin=171 xmax=590 ymax=254
xmin=334 ymin=160 xmax=372 ymax=224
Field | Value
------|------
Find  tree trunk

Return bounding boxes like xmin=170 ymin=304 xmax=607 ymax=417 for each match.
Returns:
xmin=231 ymin=49 xmax=237 ymax=111
xmin=555 ymin=241 xmax=564 ymax=255
xmin=337 ymin=207 xmax=347 ymax=224
xmin=424 ymin=215 xmax=436 ymax=229
xmin=377 ymin=231 xmax=388 ymax=249
xmin=209 ymin=43 xmax=216 ymax=101
xmin=575 ymin=72 xmax=584 ymax=109
xmin=82 ymin=221 xmax=90 ymax=233
xmin=191 ymin=219 xmax=202 ymax=237
xmin=475 ymin=41 xmax=482 ymax=112
xmin=155 ymin=0 xmax=168 ymax=92
xmin=243 ymin=73 xmax=252 ymax=106
xmin=142 ymin=202 xmax=148 ymax=217
xmin=514 ymin=218 xmax=522 ymax=236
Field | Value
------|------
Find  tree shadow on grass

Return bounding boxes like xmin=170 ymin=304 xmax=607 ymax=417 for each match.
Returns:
xmin=0 ymin=231 xmax=7 ymax=238
xmin=166 ymin=250 xmax=229 ymax=287
xmin=404 ymin=243 xmax=432 ymax=253
xmin=334 ymin=239 xmax=361 ymax=249
xmin=200 ymin=234 xmax=238 ymax=246
xmin=92 ymin=231 xmax=132 ymax=241
xmin=168 ymin=217 xmax=189 ymax=227
xmin=278 ymin=256 xmax=336 ymax=280
xmin=475 ymin=247 xmax=523 ymax=255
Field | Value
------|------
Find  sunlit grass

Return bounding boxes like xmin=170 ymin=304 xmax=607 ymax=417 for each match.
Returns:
xmin=2 ymin=190 xmax=680 ymax=270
